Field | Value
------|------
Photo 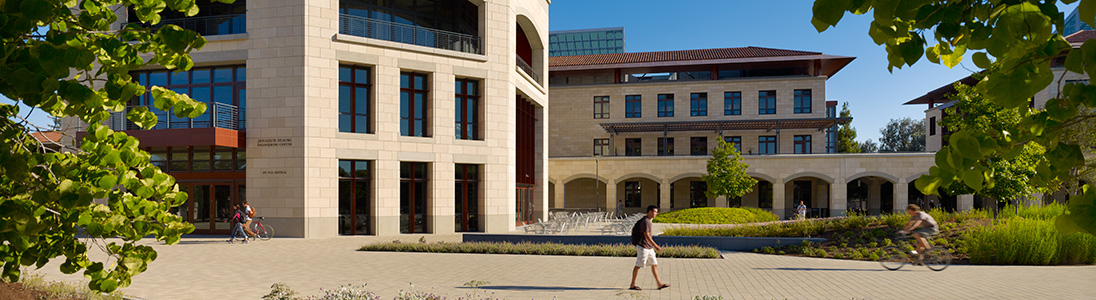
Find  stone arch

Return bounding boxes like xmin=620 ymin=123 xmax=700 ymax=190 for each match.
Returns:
xmin=746 ymin=172 xmax=778 ymax=183
xmin=907 ymin=172 xmax=928 ymax=183
xmin=562 ymin=173 xmax=608 ymax=185
xmin=669 ymin=172 xmax=706 ymax=183
xmin=615 ymin=173 xmax=662 ymax=183
xmin=846 ymin=171 xmax=899 ymax=183
xmin=784 ymin=172 xmax=834 ymax=183
xmin=514 ymin=14 xmax=545 ymax=50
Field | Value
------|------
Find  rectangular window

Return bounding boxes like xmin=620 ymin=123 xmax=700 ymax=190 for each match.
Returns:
xmin=794 ymin=89 xmax=812 ymax=114
xmin=455 ymin=164 xmax=480 ymax=232
xmin=625 ymin=95 xmax=641 ymax=118
xmin=759 ymin=90 xmax=776 ymax=115
xmin=723 ymin=136 xmax=742 ymax=153
xmin=657 ymin=94 xmax=674 ymax=117
xmin=625 ymin=138 xmax=642 ymax=156
xmin=400 ymin=72 xmax=429 ymax=137
xmin=657 ymin=137 xmax=674 ymax=156
xmin=929 ymin=117 xmax=937 ymax=136
xmin=691 ymin=137 xmax=708 ymax=156
xmin=593 ymin=138 xmax=609 ymax=156
xmin=338 ymin=160 xmax=372 ymax=235
xmin=339 ymin=65 xmax=372 ymax=133
xmin=130 ymin=65 xmax=246 ymax=130
xmin=758 ymin=181 xmax=773 ymax=208
xmin=624 ymin=181 xmax=642 ymax=207
xmin=759 ymin=136 xmax=777 ymax=154
xmin=794 ymin=135 xmax=812 ymax=154
xmin=213 ymin=147 xmax=233 ymax=171
xmin=191 ymin=148 xmax=210 ymax=172
xmin=593 ymin=96 xmax=610 ymax=119
xmin=690 ymin=93 xmax=707 ymax=116
xmin=724 ymin=91 xmax=741 ymax=115
xmin=169 ymin=148 xmax=188 ymax=172
xmin=400 ymin=162 xmax=429 ymax=234
xmin=455 ymin=78 xmax=480 ymax=140
xmin=149 ymin=147 xmax=167 ymax=169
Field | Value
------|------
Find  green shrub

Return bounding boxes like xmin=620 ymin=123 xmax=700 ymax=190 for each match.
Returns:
xmin=839 ymin=242 xmax=848 ymax=248
xmin=359 ymin=242 xmax=721 ymax=259
xmin=869 ymin=253 xmax=880 ymax=261
xmin=653 ymin=207 xmax=779 ymax=224
xmin=833 ymin=252 xmax=845 ymax=259
xmin=882 ymin=238 xmax=893 ymax=247
xmin=777 ymin=250 xmax=785 ymax=255
xmin=849 ymin=251 xmax=864 ymax=260
xmin=868 ymin=242 xmax=878 ymax=248
xmin=760 ymin=246 xmax=776 ymax=254
xmin=964 ymin=218 xmax=1096 ymax=265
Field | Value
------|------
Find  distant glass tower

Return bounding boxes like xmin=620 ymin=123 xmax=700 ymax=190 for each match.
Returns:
xmin=548 ymin=27 xmax=625 ymax=57
xmin=1065 ymin=7 xmax=1094 ymax=36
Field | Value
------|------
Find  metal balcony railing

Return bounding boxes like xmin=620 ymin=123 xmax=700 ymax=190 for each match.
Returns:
xmin=339 ymin=14 xmax=483 ymax=55
xmin=109 ymin=102 xmax=243 ymax=131
xmin=516 ymin=56 xmax=541 ymax=84
xmin=124 ymin=14 xmax=246 ymax=36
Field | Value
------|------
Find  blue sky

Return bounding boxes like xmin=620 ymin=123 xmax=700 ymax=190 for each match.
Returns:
xmin=549 ymin=0 xmax=1078 ymax=143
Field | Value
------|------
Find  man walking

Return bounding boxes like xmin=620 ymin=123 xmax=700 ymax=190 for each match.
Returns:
xmin=797 ymin=201 xmax=808 ymax=220
xmin=629 ymin=205 xmax=670 ymax=290
xmin=242 ymin=200 xmax=257 ymax=237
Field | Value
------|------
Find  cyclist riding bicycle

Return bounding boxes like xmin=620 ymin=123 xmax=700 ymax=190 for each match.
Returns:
xmin=897 ymin=204 xmax=938 ymax=262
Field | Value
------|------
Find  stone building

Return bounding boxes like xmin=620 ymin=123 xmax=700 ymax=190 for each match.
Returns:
xmin=81 ymin=0 xmax=550 ymax=238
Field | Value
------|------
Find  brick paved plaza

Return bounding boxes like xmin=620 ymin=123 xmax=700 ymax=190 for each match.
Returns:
xmin=32 ymin=235 xmax=1096 ymax=300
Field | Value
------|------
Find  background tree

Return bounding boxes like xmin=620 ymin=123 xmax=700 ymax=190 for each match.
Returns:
xmin=940 ymin=84 xmax=1050 ymax=216
xmin=878 ymin=117 xmax=925 ymax=152
xmin=1058 ymin=105 xmax=1096 ymax=196
xmin=704 ymin=139 xmax=758 ymax=204
xmin=0 ymin=0 xmax=228 ymax=292
xmin=812 ymin=0 xmax=1096 ymax=236
xmin=837 ymin=102 xmax=861 ymax=153
xmin=859 ymin=139 xmax=879 ymax=153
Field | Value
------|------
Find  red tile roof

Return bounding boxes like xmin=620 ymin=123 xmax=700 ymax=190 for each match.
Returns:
xmin=549 ymin=46 xmax=823 ymax=67
xmin=30 ymin=131 xmax=63 ymax=143
xmin=1066 ymin=30 xmax=1096 ymax=44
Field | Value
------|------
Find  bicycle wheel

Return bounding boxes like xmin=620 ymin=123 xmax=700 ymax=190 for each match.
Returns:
xmin=879 ymin=246 xmax=907 ymax=271
xmin=923 ymin=247 xmax=951 ymax=271
xmin=249 ymin=223 xmax=272 ymax=240
xmin=258 ymin=224 xmax=273 ymax=240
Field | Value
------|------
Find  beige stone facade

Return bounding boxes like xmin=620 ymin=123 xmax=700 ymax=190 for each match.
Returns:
xmin=91 ymin=0 xmax=550 ymax=238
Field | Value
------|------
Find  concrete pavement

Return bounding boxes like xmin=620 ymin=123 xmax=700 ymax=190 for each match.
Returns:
xmin=30 ymin=235 xmax=1096 ymax=299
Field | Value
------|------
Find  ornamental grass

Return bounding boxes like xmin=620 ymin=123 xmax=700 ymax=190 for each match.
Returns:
xmin=652 ymin=207 xmax=779 ymax=224
xmin=358 ymin=241 xmax=721 ymax=259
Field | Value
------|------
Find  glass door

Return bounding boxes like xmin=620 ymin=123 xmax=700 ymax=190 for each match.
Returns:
xmin=515 ymin=185 xmax=534 ymax=226
xmin=213 ymin=184 xmax=233 ymax=233
xmin=193 ymin=185 xmax=211 ymax=232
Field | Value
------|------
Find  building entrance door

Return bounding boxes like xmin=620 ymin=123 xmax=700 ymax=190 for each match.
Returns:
xmin=177 ymin=182 xmax=240 ymax=234
xmin=515 ymin=185 xmax=534 ymax=226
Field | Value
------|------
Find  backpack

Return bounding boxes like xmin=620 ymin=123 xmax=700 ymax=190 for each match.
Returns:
xmin=248 ymin=206 xmax=256 ymax=218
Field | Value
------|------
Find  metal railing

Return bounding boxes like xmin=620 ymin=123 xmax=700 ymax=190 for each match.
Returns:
xmin=108 ymin=102 xmax=243 ymax=131
xmin=123 ymin=14 xmax=246 ymax=36
xmin=516 ymin=56 xmax=541 ymax=84
xmin=339 ymin=14 xmax=483 ymax=55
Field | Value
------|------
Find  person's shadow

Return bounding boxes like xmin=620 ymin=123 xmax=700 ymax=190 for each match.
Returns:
xmin=466 ymin=285 xmax=618 ymax=291
xmin=753 ymin=267 xmax=899 ymax=272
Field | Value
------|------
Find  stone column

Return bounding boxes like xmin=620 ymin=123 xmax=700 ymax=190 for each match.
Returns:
xmin=604 ymin=179 xmax=617 ymax=214
xmin=896 ymin=178 xmax=909 ymax=213
xmin=958 ymin=194 xmax=975 ymax=211
xmin=772 ymin=181 xmax=786 ymax=219
xmin=660 ymin=180 xmax=672 ymax=211
xmin=715 ymin=196 xmax=728 ymax=208
xmin=868 ymin=180 xmax=882 ymax=215
xmin=553 ymin=181 xmax=566 ymax=209
xmin=830 ymin=180 xmax=847 ymax=217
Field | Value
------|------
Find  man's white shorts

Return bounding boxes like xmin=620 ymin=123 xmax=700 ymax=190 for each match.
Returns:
xmin=635 ymin=246 xmax=657 ymax=267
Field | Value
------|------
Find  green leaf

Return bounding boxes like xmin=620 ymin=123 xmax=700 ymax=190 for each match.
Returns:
xmin=97 ymin=175 xmax=118 ymax=190
xmin=972 ymin=52 xmax=992 ymax=69
xmin=1081 ymin=0 xmax=1096 ymax=29
xmin=812 ymin=0 xmax=850 ymax=32
xmin=961 ymin=168 xmax=984 ymax=192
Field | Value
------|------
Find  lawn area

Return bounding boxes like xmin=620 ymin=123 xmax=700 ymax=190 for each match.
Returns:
xmin=358 ymin=241 xmax=722 ymax=258
xmin=662 ymin=204 xmax=1096 ymax=265
xmin=652 ymin=207 xmax=778 ymax=224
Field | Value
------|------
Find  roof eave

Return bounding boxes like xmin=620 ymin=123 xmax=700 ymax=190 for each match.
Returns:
xmin=549 ymin=54 xmax=856 ymax=72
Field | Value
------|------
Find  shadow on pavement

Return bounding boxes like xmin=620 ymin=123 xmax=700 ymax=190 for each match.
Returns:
xmin=471 ymin=285 xmax=618 ymax=291
xmin=753 ymin=267 xmax=897 ymax=272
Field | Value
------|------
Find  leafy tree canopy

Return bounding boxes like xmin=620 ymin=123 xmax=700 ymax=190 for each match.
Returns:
xmin=0 ymin=0 xmax=232 ymax=292
xmin=811 ymin=0 xmax=1096 ymax=235
xmin=704 ymin=139 xmax=758 ymax=200
xmin=859 ymin=138 xmax=879 ymax=153
xmin=878 ymin=117 xmax=925 ymax=152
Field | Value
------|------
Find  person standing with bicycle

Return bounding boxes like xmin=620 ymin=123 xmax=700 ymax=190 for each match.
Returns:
xmin=897 ymin=204 xmax=938 ymax=261
xmin=242 ymin=200 xmax=257 ymax=238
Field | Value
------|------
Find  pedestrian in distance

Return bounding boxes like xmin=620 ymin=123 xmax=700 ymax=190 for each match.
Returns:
xmin=226 ymin=204 xmax=249 ymax=244
xmin=617 ymin=200 xmax=625 ymax=216
xmin=629 ymin=205 xmax=670 ymax=291
xmin=242 ymin=200 xmax=257 ymax=238
xmin=797 ymin=201 xmax=808 ymax=220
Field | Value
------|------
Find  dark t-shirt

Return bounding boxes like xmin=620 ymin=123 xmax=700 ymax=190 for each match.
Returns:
xmin=631 ymin=217 xmax=654 ymax=249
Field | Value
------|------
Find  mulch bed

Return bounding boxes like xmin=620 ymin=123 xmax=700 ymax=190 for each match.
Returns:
xmin=0 ymin=281 xmax=82 ymax=300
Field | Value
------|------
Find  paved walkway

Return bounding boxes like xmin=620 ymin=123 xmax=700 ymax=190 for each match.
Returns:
xmin=31 ymin=235 xmax=1096 ymax=299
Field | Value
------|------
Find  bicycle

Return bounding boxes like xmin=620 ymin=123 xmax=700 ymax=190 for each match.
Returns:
xmin=879 ymin=232 xmax=950 ymax=271
xmin=248 ymin=216 xmax=274 ymax=241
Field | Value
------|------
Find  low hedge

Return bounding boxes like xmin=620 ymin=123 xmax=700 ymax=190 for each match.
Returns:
xmin=653 ymin=207 xmax=778 ymax=224
xmin=358 ymin=241 xmax=721 ymax=258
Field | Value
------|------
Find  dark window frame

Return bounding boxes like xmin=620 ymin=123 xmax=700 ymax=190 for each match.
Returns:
xmin=929 ymin=117 xmax=937 ymax=136
xmin=724 ymin=91 xmax=741 ymax=115
xmin=593 ymin=96 xmax=610 ymax=119
xmin=624 ymin=181 xmax=642 ymax=207
xmin=690 ymin=92 xmax=707 ymax=116
xmin=455 ymin=78 xmax=481 ymax=140
xmin=400 ymin=72 xmax=430 ymax=137
xmin=657 ymin=137 xmax=674 ymax=156
xmin=690 ymin=137 xmax=708 ymax=156
xmin=131 ymin=65 xmax=246 ymax=130
xmin=400 ymin=162 xmax=430 ymax=234
xmin=338 ymin=160 xmax=373 ymax=235
xmin=455 ymin=164 xmax=481 ymax=232
xmin=759 ymin=90 xmax=776 ymax=115
xmin=625 ymin=138 xmax=642 ymax=156
xmin=794 ymin=135 xmax=812 ymax=154
xmin=723 ymin=136 xmax=742 ymax=153
xmin=759 ymin=135 xmax=777 ymax=154
xmin=339 ymin=64 xmax=373 ymax=133
xmin=793 ymin=89 xmax=812 ymax=114
xmin=625 ymin=95 xmax=641 ymax=118
xmin=657 ymin=94 xmax=674 ymax=117
xmin=593 ymin=138 xmax=609 ymax=156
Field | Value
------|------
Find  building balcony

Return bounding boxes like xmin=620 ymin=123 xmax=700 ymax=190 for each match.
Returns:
xmin=125 ymin=14 xmax=246 ymax=37
xmin=339 ymin=14 xmax=483 ymax=55
xmin=108 ymin=102 xmax=244 ymax=132
xmin=516 ymin=55 xmax=541 ymax=84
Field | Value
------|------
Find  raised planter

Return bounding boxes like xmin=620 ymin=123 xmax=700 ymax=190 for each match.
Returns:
xmin=463 ymin=234 xmax=825 ymax=251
